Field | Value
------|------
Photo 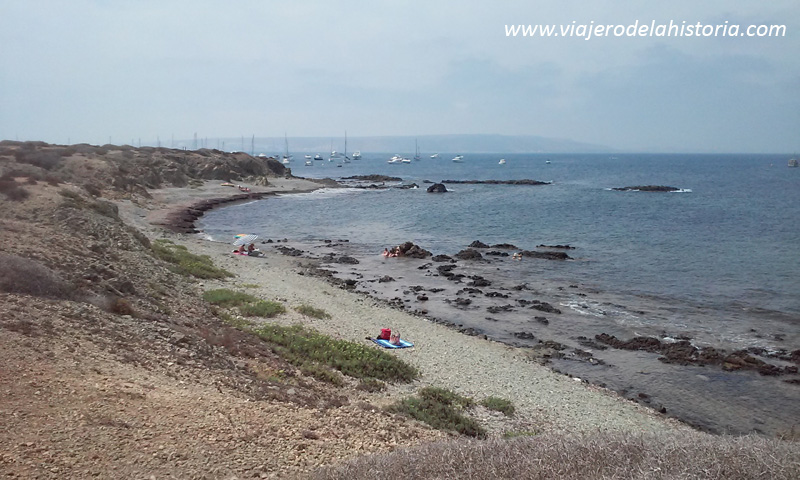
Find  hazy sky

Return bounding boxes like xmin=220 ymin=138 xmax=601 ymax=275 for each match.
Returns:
xmin=1 ymin=1 xmax=798 ymax=152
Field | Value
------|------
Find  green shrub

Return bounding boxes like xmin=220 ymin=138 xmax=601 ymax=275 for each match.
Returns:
xmin=295 ymin=304 xmax=331 ymax=319
xmin=202 ymin=288 xmax=259 ymax=307
xmin=299 ymin=362 xmax=344 ymax=385
xmin=240 ymin=300 xmax=285 ymax=317
xmin=357 ymin=378 xmax=387 ymax=392
xmin=387 ymin=387 xmax=485 ymax=438
xmin=480 ymin=396 xmax=515 ymax=416
xmin=252 ymin=324 xmax=419 ymax=383
xmin=152 ymin=240 xmax=233 ymax=279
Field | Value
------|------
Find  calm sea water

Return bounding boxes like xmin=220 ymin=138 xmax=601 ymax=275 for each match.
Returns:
xmin=201 ymin=153 xmax=800 ymax=316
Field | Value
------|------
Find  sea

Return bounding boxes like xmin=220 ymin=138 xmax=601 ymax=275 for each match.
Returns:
xmin=197 ymin=152 xmax=800 ymax=435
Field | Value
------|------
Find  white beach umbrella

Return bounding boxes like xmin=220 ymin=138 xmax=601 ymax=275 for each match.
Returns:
xmin=232 ymin=234 xmax=258 ymax=246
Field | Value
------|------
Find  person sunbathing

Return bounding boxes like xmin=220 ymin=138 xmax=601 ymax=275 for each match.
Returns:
xmin=389 ymin=331 xmax=402 ymax=345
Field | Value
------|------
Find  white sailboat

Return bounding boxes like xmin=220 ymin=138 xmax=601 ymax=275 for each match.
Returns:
xmin=414 ymin=139 xmax=421 ymax=161
xmin=343 ymin=131 xmax=351 ymax=163
xmin=452 ymin=155 xmax=464 ymax=163
xmin=430 ymin=153 xmax=439 ymax=158
xmin=282 ymin=133 xmax=291 ymax=164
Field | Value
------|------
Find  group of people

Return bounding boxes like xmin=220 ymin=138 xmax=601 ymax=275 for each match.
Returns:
xmin=233 ymin=243 xmax=262 ymax=257
xmin=512 ymin=252 xmax=523 ymax=260
xmin=382 ymin=246 xmax=405 ymax=258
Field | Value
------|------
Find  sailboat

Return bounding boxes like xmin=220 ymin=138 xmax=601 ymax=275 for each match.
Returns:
xmin=430 ymin=153 xmax=439 ymax=158
xmin=498 ymin=158 xmax=506 ymax=165
xmin=343 ymin=131 xmax=351 ymax=163
xmin=414 ymin=139 xmax=421 ymax=161
xmin=281 ymin=133 xmax=291 ymax=164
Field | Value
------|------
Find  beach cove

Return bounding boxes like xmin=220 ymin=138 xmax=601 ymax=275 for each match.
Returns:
xmin=153 ymin=173 xmax=800 ymax=437
xmin=126 ymin=177 xmax=691 ymax=436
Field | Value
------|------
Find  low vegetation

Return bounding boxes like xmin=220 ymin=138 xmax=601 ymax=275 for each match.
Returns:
xmin=251 ymin=324 xmax=419 ymax=383
xmin=310 ymin=432 xmax=800 ymax=480
xmin=295 ymin=304 xmax=331 ymax=319
xmin=239 ymin=300 xmax=285 ymax=318
xmin=387 ymin=386 xmax=486 ymax=438
xmin=0 ymin=253 xmax=73 ymax=299
xmin=480 ymin=396 xmax=516 ymax=416
xmin=151 ymin=240 xmax=233 ymax=279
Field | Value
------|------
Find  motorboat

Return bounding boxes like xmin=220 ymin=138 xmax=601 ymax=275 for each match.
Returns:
xmin=387 ymin=155 xmax=406 ymax=164
xmin=352 ymin=151 xmax=362 ymax=160
xmin=430 ymin=153 xmax=439 ymax=158
xmin=498 ymin=158 xmax=506 ymax=165
xmin=314 ymin=154 xmax=323 ymax=161
xmin=545 ymin=159 xmax=551 ymax=164
xmin=305 ymin=160 xmax=313 ymax=166
xmin=452 ymin=155 xmax=464 ymax=163
xmin=304 ymin=155 xmax=312 ymax=160
xmin=789 ymin=157 xmax=798 ymax=167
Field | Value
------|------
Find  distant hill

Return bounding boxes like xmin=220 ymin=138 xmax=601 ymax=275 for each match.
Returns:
xmin=216 ymin=134 xmax=614 ymax=155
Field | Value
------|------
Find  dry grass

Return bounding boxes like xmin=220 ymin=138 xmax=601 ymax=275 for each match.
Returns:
xmin=309 ymin=432 xmax=800 ymax=480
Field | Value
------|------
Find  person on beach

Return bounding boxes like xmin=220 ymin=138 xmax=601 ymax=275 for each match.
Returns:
xmin=234 ymin=245 xmax=246 ymax=254
xmin=382 ymin=248 xmax=390 ymax=258
xmin=389 ymin=331 xmax=401 ymax=346
xmin=247 ymin=243 xmax=261 ymax=256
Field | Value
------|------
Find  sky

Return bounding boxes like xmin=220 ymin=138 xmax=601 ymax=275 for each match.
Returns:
xmin=1 ymin=1 xmax=798 ymax=153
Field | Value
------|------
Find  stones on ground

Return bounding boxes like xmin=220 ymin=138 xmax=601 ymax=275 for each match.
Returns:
xmin=378 ymin=275 xmax=394 ymax=283
xmin=487 ymin=305 xmax=515 ymax=314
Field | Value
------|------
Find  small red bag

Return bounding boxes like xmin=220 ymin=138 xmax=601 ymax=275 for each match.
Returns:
xmin=379 ymin=328 xmax=392 ymax=340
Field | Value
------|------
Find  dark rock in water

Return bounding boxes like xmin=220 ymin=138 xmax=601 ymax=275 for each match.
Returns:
xmin=487 ymin=305 xmax=515 ymax=314
xmin=513 ymin=331 xmax=536 ymax=340
xmin=538 ymin=244 xmax=576 ymax=249
xmin=491 ymin=243 xmax=519 ymax=250
xmin=486 ymin=291 xmax=509 ymax=299
xmin=454 ymin=298 xmax=472 ymax=306
xmin=337 ymin=256 xmax=360 ymax=264
xmin=416 ymin=294 xmax=429 ymax=301
xmin=441 ymin=179 xmax=550 ymax=186
xmin=469 ymin=240 xmax=490 ymax=248
xmin=486 ymin=251 xmax=510 ymax=257
xmin=276 ymin=246 xmax=304 ymax=257
xmin=342 ymin=174 xmax=402 ymax=182
xmin=529 ymin=301 xmax=562 ymax=314
xmin=396 ymin=241 xmax=432 ymax=259
xmin=520 ymin=250 xmax=571 ymax=260
xmin=457 ymin=287 xmax=483 ymax=296
xmin=427 ymin=183 xmax=448 ymax=193
xmin=437 ymin=264 xmax=457 ymax=273
xmin=533 ymin=316 xmax=549 ymax=325
xmin=418 ymin=263 xmax=432 ymax=270
xmin=595 ymin=333 xmax=793 ymax=376
xmin=468 ymin=276 xmax=492 ymax=287
xmin=432 ymin=254 xmax=453 ymax=262
xmin=378 ymin=275 xmax=394 ymax=283
xmin=395 ymin=183 xmax=418 ymax=190
xmin=344 ymin=279 xmax=357 ymax=286
xmin=612 ymin=185 xmax=681 ymax=192
xmin=511 ymin=284 xmax=530 ymax=291
xmin=454 ymin=249 xmax=483 ymax=260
